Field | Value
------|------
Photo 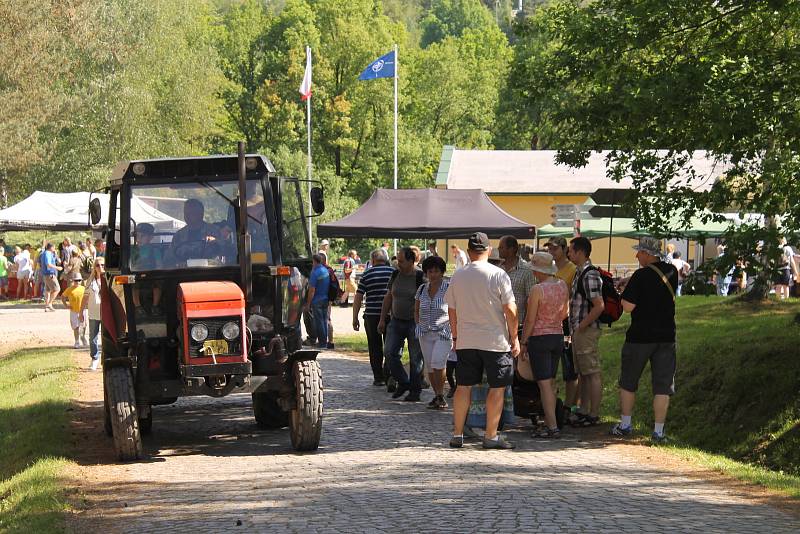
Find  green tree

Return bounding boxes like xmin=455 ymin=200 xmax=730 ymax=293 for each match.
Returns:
xmin=0 ymin=0 xmax=99 ymax=204
xmin=403 ymin=26 xmax=512 ymax=184
xmin=420 ymin=0 xmax=496 ymax=47
xmin=23 ymin=0 xmax=226 ymax=195
xmin=510 ymin=0 xmax=800 ymax=296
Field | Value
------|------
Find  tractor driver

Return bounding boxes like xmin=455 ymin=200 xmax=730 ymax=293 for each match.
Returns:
xmin=167 ymin=198 xmax=223 ymax=266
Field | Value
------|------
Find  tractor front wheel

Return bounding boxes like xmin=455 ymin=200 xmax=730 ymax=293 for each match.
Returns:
xmin=289 ymin=360 xmax=323 ymax=451
xmin=106 ymin=366 xmax=143 ymax=460
xmin=252 ymin=391 xmax=289 ymax=429
xmin=138 ymin=403 xmax=153 ymax=434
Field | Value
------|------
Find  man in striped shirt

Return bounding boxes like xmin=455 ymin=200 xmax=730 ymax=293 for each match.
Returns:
xmin=353 ymin=248 xmax=394 ymax=385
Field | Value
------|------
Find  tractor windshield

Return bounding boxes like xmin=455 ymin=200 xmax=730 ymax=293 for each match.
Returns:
xmin=128 ymin=179 xmax=273 ymax=271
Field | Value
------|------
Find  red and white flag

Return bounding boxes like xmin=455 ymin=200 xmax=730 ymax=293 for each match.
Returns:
xmin=299 ymin=47 xmax=312 ymax=101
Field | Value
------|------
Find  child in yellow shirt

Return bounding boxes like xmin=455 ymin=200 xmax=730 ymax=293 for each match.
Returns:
xmin=62 ymin=273 xmax=88 ymax=348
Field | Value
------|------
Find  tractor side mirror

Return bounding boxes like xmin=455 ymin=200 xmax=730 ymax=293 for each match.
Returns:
xmin=310 ymin=187 xmax=325 ymax=215
xmin=89 ymin=198 xmax=102 ymax=225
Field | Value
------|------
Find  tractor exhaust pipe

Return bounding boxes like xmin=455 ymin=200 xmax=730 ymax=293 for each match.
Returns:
xmin=237 ymin=142 xmax=253 ymax=308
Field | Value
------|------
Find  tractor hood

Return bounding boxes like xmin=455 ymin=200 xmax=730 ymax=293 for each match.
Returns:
xmin=178 ymin=281 xmax=244 ymax=304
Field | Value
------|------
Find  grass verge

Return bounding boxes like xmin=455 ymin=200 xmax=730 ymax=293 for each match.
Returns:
xmin=595 ymin=295 xmax=800 ymax=497
xmin=0 ymin=347 xmax=77 ymax=533
xmin=661 ymin=445 xmax=800 ymax=499
xmin=334 ymin=333 xmax=369 ymax=353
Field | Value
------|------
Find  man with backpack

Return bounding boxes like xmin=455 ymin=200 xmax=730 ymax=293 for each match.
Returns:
xmin=611 ymin=237 xmax=678 ymax=444
xmin=378 ymin=246 xmax=425 ymax=402
xmin=567 ymin=237 xmax=606 ymax=426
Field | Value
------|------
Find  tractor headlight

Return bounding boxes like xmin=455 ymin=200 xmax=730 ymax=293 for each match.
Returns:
xmin=222 ymin=321 xmax=240 ymax=341
xmin=190 ymin=323 xmax=209 ymax=342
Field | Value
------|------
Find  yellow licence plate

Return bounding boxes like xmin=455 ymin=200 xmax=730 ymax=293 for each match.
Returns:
xmin=202 ymin=339 xmax=229 ymax=355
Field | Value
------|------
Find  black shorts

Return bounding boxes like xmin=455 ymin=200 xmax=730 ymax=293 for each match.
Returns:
xmin=527 ymin=334 xmax=562 ymax=381
xmin=455 ymin=349 xmax=514 ymax=388
xmin=774 ymin=268 xmax=791 ymax=285
xmin=619 ymin=342 xmax=676 ymax=396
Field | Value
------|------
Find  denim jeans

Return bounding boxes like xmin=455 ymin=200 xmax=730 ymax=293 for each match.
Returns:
xmin=311 ymin=301 xmax=329 ymax=347
xmin=88 ymin=319 xmax=101 ymax=361
xmin=384 ymin=318 xmax=423 ymax=393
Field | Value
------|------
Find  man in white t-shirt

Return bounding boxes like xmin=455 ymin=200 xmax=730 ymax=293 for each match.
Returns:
xmin=670 ymin=251 xmax=691 ymax=296
xmin=450 ymin=244 xmax=468 ymax=271
xmin=445 ymin=232 xmax=520 ymax=450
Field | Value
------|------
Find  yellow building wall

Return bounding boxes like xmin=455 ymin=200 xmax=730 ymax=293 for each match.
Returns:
xmin=436 ymin=193 xmax=641 ymax=275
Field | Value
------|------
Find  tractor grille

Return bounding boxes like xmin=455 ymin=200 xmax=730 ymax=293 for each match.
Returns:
xmin=188 ymin=316 xmax=243 ymax=358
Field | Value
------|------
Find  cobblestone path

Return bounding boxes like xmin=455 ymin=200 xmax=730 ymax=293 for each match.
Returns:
xmin=77 ymin=352 xmax=800 ymax=533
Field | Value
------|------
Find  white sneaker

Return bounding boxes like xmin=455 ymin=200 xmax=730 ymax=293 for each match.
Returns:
xmin=80 ymin=339 xmax=88 ymax=348
xmin=89 ymin=360 xmax=99 ymax=371
xmin=73 ymin=342 xmax=81 ymax=349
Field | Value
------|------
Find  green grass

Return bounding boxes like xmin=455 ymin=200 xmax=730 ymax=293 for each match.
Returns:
xmin=661 ymin=445 xmax=800 ymax=498
xmin=0 ymin=347 xmax=77 ymax=533
xmin=595 ymin=295 xmax=800 ymax=494
xmin=334 ymin=333 xmax=369 ymax=353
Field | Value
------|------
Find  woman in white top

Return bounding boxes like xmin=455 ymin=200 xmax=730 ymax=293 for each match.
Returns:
xmin=414 ymin=256 xmax=452 ymax=410
xmin=81 ymin=256 xmax=105 ymax=370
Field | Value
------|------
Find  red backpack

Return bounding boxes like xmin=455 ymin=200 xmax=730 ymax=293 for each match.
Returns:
xmin=576 ymin=266 xmax=623 ymax=326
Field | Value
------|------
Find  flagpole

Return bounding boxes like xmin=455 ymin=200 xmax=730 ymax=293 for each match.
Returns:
xmin=305 ymin=46 xmax=313 ymax=248
xmin=393 ymin=43 xmax=398 ymax=256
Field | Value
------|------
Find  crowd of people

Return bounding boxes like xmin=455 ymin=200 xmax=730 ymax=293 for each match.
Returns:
xmin=336 ymin=233 xmax=682 ymax=450
xmin=1 ymin=236 xmax=106 ymax=370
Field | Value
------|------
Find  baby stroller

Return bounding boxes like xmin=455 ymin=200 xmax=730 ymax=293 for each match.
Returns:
xmin=512 ymin=369 xmax=566 ymax=429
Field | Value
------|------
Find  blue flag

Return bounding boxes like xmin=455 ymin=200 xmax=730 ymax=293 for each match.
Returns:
xmin=358 ymin=50 xmax=395 ymax=81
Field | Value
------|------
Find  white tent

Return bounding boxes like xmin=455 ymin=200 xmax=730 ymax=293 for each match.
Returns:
xmin=0 ymin=191 xmax=184 ymax=232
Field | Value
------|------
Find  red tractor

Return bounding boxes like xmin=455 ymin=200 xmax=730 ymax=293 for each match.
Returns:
xmin=89 ymin=147 xmax=325 ymax=459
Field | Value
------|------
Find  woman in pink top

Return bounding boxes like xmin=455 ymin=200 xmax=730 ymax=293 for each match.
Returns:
xmin=521 ymin=252 xmax=569 ymax=438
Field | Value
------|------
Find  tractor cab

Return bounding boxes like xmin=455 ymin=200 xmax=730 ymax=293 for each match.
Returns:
xmin=91 ymin=152 xmax=325 ymax=459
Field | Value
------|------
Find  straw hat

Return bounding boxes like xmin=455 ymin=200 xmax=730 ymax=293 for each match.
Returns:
xmin=529 ymin=252 xmax=557 ymax=275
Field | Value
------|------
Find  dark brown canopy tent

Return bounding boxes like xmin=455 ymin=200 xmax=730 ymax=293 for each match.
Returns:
xmin=317 ymin=188 xmax=535 ymax=239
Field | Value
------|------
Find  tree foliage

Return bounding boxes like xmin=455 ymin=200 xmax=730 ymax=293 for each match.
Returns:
xmin=2 ymin=0 xmax=512 ymax=223
xmin=421 ymin=0 xmax=497 ymax=47
xmin=508 ymin=0 xmax=800 ymax=293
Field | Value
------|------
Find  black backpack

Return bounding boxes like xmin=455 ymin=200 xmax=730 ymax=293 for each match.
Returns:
xmin=576 ymin=265 xmax=623 ymax=326
xmin=326 ymin=265 xmax=344 ymax=302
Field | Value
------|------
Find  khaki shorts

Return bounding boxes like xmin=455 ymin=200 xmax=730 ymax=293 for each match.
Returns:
xmin=345 ymin=278 xmax=357 ymax=293
xmin=44 ymin=274 xmax=59 ymax=292
xmin=572 ymin=326 xmax=601 ymax=376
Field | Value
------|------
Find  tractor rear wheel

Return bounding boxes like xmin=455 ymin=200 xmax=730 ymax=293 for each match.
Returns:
xmin=106 ymin=366 xmax=143 ymax=460
xmin=252 ymin=391 xmax=289 ymax=429
xmin=289 ymin=360 xmax=323 ymax=451
xmin=103 ymin=381 xmax=112 ymax=437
